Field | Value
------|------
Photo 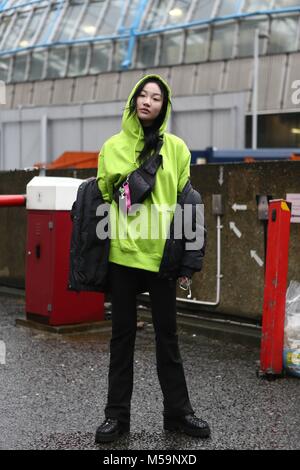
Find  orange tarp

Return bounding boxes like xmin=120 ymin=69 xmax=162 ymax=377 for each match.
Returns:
xmin=35 ymin=151 xmax=99 ymax=169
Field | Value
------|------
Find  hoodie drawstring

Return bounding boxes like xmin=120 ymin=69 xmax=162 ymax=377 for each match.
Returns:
xmin=133 ymin=125 xmax=142 ymax=166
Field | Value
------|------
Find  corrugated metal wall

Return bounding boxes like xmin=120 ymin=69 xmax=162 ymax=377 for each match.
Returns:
xmin=0 ymin=91 xmax=246 ymax=169
xmin=1 ymin=52 xmax=300 ymax=170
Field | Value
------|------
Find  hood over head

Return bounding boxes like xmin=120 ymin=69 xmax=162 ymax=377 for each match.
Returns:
xmin=121 ymin=74 xmax=172 ymax=142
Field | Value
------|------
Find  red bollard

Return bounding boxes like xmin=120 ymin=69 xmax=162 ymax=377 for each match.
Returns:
xmin=0 ymin=195 xmax=26 ymax=207
xmin=259 ymin=199 xmax=291 ymax=377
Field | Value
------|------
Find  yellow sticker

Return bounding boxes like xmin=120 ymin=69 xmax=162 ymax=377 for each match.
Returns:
xmin=287 ymin=352 xmax=300 ymax=365
xmin=281 ymin=201 xmax=290 ymax=212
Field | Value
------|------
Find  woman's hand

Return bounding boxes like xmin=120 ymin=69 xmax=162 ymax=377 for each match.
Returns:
xmin=178 ymin=276 xmax=191 ymax=290
xmin=178 ymin=276 xmax=192 ymax=298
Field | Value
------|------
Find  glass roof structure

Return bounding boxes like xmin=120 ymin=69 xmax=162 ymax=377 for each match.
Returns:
xmin=0 ymin=0 xmax=300 ymax=83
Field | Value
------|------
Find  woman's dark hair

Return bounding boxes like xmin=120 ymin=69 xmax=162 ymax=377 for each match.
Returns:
xmin=129 ymin=76 xmax=170 ymax=164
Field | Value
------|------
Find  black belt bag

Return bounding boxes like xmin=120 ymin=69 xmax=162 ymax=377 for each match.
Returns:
xmin=113 ymin=139 xmax=163 ymax=211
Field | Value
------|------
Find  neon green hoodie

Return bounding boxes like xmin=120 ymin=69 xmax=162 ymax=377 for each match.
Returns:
xmin=97 ymin=74 xmax=190 ymax=272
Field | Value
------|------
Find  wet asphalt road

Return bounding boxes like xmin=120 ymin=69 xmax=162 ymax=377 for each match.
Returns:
xmin=0 ymin=294 xmax=300 ymax=450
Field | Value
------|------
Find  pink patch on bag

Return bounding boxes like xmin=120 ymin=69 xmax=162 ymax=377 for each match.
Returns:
xmin=123 ymin=181 xmax=131 ymax=211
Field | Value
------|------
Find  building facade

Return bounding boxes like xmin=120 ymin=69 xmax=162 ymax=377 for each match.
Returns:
xmin=0 ymin=0 xmax=300 ymax=169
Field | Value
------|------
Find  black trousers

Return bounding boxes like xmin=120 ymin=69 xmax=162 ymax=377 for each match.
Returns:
xmin=104 ymin=262 xmax=194 ymax=425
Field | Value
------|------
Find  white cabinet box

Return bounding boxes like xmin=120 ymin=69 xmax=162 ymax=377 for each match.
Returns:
xmin=26 ymin=176 xmax=83 ymax=211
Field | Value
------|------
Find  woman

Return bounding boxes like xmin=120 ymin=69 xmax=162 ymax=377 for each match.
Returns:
xmin=95 ymin=75 xmax=209 ymax=443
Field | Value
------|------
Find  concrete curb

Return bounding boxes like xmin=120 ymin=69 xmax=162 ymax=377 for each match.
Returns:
xmin=15 ymin=318 xmax=112 ymax=335
xmin=138 ymin=309 xmax=261 ymax=348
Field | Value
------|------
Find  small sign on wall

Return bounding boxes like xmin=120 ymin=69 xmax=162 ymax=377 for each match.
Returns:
xmin=286 ymin=194 xmax=300 ymax=223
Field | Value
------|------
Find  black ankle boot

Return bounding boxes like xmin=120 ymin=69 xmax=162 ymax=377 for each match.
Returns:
xmin=164 ymin=414 xmax=210 ymax=438
xmin=95 ymin=418 xmax=130 ymax=443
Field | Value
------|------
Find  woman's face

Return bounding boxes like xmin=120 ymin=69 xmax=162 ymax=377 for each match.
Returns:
xmin=136 ymin=82 xmax=164 ymax=127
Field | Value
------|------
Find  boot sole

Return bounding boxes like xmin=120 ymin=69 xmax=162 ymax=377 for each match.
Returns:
xmin=164 ymin=421 xmax=210 ymax=438
xmin=95 ymin=429 xmax=129 ymax=444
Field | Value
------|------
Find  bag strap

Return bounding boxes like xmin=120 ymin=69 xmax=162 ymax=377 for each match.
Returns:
xmin=114 ymin=137 xmax=164 ymax=192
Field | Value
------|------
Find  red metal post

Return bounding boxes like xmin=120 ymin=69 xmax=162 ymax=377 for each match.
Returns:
xmin=0 ymin=195 xmax=26 ymax=207
xmin=260 ymin=199 xmax=291 ymax=376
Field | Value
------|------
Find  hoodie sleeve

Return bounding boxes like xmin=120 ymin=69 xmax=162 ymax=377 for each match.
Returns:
xmin=179 ymin=187 xmax=206 ymax=278
xmin=177 ymin=143 xmax=191 ymax=194
xmin=97 ymin=149 xmax=113 ymax=203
